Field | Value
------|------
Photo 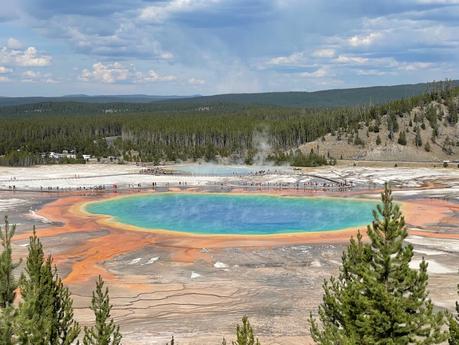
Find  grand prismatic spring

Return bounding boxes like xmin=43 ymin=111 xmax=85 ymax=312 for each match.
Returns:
xmin=1 ymin=164 xmax=459 ymax=345
xmin=85 ymin=193 xmax=377 ymax=235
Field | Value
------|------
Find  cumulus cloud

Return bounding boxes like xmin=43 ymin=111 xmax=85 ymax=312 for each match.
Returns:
xmin=357 ymin=69 xmax=388 ymax=76
xmin=348 ymin=32 xmax=383 ymax=47
xmin=21 ymin=70 xmax=58 ymax=83
xmin=16 ymin=47 xmax=52 ymax=66
xmin=188 ymin=77 xmax=205 ymax=85
xmin=80 ymin=62 xmax=177 ymax=84
xmin=0 ymin=45 xmax=52 ymax=67
xmin=267 ymin=52 xmax=306 ymax=66
xmin=334 ymin=55 xmax=369 ymax=64
xmin=143 ymin=69 xmax=176 ymax=82
xmin=312 ymin=48 xmax=336 ymax=58
xmin=159 ymin=51 xmax=174 ymax=60
xmin=0 ymin=66 xmax=12 ymax=73
xmin=398 ymin=62 xmax=434 ymax=71
xmin=80 ymin=62 xmax=130 ymax=83
xmin=2 ymin=0 xmax=459 ymax=94
xmin=299 ymin=67 xmax=330 ymax=78
xmin=139 ymin=0 xmax=222 ymax=23
xmin=6 ymin=38 xmax=22 ymax=49
xmin=22 ymin=70 xmax=39 ymax=79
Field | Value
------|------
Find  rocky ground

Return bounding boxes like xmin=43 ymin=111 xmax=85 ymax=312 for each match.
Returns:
xmin=300 ymin=101 xmax=459 ymax=162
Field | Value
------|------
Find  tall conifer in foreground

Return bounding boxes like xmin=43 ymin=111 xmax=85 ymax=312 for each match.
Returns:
xmin=0 ymin=216 xmax=21 ymax=345
xmin=0 ymin=216 xmax=21 ymax=308
xmin=83 ymin=275 xmax=122 ymax=345
xmin=310 ymin=183 xmax=447 ymax=344
xmin=16 ymin=227 xmax=80 ymax=345
xmin=450 ymin=282 xmax=459 ymax=345
xmin=0 ymin=306 xmax=15 ymax=345
xmin=222 ymin=316 xmax=260 ymax=345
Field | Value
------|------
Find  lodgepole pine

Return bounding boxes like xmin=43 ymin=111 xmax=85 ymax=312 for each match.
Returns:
xmin=0 ymin=216 xmax=21 ymax=308
xmin=83 ymin=275 xmax=122 ymax=345
xmin=231 ymin=316 xmax=260 ymax=345
xmin=0 ymin=216 xmax=21 ymax=345
xmin=0 ymin=305 xmax=15 ymax=345
xmin=16 ymin=227 xmax=79 ymax=345
xmin=310 ymin=183 xmax=447 ymax=344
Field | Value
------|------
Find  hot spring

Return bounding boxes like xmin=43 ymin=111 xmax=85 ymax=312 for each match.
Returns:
xmin=85 ymin=193 xmax=377 ymax=235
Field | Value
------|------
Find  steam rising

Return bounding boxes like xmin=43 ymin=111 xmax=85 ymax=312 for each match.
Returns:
xmin=252 ymin=127 xmax=273 ymax=165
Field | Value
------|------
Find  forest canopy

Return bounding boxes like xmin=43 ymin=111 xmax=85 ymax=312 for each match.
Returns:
xmin=0 ymin=82 xmax=457 ymax=166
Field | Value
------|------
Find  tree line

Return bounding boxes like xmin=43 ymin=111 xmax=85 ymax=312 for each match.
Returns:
xmin=1 ymin=185 xmax=458 ymax=344
xmin=0 ymin=83 xmax=457 ymax=167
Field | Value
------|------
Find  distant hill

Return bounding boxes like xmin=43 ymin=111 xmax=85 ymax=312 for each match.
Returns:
xmin=1 ymin=81 xmax=458 ymax=108
xmin=0 ymin=94 xmax=194 ymax=107
xmin=180 ymin=81 xmax=459 ymax=107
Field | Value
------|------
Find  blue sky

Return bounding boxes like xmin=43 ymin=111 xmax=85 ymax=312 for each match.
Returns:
xmin=0 ymin=0 xmax=458 ymax=96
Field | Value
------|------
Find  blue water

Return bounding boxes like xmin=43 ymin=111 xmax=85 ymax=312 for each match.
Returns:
xmin=86 ymin=193 xmax=376 ymax=235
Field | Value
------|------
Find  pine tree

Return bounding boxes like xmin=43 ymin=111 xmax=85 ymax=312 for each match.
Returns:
xmin=49 ymin=273 xmax=81 ymax=345
xmin=16 ymin=227 xmax=80 ymax=345
xmin=0 ymin=216 xmax=21 ymax=308
xmin=310 ymin=183 xmax=448 ymax=344
xmin=16 ymin=227 xmax=54 ymax=344
xmin=83 ymin=275 xmax=122 ymax=345
xmin=424 ymin=142 xmax=431 ymax=152
xmin=450 ymin=281 xmax=459 ymax=345
xmin=397 ymin=131 xmax=407 ymax=145
xmin=0 ymin=306 xmax=14 ymax=345
xmin=0 ymin=216 xmax=21 ymax=345
xmin=230 ymin=316 xmax=260 ymax=345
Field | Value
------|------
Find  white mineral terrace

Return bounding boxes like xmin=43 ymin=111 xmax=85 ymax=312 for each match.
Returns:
xmin=0 ymin=163 xmax=458 ymax=193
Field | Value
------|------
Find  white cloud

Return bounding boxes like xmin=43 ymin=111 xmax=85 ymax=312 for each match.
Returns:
xmin=335 ymin=55 xmax=369 ymax=64
xmin=144 ymin=69 xmax=176 ymax=82
xmin=17 ymin=47 xmax=52 ymax=66
xmin=272 ymin=53 xmax=301 ymax=65
xmin=334 ymin=55 xmax=431 ymax=72
xmin=80 ymin=62 xmax=130 ymax=83
xmin=0 ymin=66 xmax=12 ymax=74
xmin=357 ymin=69 xmax=387 ymax=76
xmin=139 ymin=0 xmax=221 ymax=23
xmin=188 ymin=77 xmax=205 ymax=85
xmin=21 ymin=70 xmax=58 ymax=83
xmin=348 ymin=32 xmax=382 ymax=47
xmin=398 ymin=62 xmax=433 ymax=71
xmin=6 ymin=38 xmax=22 ymax=50
xmin=22 ymin=70 xmax=39 ymax=79
xmin=0 ymin=46 xmax=52 ymax=67
xmin=160 ymin=52 xmax=174 ymax=60
xmin=312 ymin=48 xmax=336 ymax=58
xmin=299 ymin=67 xmax=329 ymax=78
xmin=38 ymin=15 xmax=173 ymax=62
xmin=267 ymin=52 xmax=306 ymax=66
xmin=80 ymin=62 xmax=177 ymax=84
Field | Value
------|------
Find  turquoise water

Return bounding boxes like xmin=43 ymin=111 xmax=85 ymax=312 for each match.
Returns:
xmin=86 ymin=193 xmax=377 ymax=235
